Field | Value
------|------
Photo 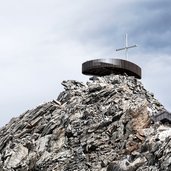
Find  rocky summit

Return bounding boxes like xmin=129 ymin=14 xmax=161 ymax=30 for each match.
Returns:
xmin=0 ymin=74 xmax=171 ymax=171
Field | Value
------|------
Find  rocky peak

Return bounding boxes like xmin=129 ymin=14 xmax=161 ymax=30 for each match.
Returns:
xmin=0 ymin=74 xmax=170 ymax=171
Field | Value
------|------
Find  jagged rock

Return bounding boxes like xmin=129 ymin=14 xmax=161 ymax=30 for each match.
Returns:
xmin=0 ymin=74 xmax=170 ymax=171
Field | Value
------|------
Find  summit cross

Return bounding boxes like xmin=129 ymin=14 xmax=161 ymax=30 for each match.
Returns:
xmin=116 ymin=33 xmax=137 ymax=60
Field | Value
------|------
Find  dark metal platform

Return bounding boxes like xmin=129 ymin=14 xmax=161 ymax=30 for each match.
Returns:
xmin=152 ymin=111 xmax=171 ymax=124
xmin=82 ymin=59 xmax=142 ymax=79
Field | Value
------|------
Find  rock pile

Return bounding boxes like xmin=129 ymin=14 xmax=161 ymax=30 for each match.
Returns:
xmin=0 ymin=74 xmax=170 ymax=171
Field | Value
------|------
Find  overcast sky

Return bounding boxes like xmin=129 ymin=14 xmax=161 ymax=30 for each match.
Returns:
xmin=0 ymin=0 xmax=171 ymax=127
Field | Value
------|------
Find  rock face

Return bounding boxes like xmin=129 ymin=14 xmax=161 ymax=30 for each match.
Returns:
xmin=0 ymin=74 xmax=170 ymax=171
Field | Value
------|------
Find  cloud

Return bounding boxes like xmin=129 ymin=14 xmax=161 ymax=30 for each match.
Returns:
xmin=126 ymin=0 xmax=171 ymax=53
xmin=141 ymin=54 xmax=171 ymax=110
xmin=0 ymin=0 xmax=171 ymax=127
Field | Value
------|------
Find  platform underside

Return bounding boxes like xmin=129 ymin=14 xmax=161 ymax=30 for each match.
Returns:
xmin=82 ymin=59 xmax=142 ymax=79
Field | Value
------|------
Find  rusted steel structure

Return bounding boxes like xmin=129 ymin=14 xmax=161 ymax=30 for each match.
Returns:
xmin=152 ymin=111 xmax=171 ymax=124
xmin=82 ymin=59 xmax=142 ymax=79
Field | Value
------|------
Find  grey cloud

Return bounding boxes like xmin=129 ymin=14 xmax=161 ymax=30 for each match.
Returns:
xmin=0 ymin=0 xmax=171 ymax=127
xmin=64 ymin=0 xmax=171 ymax=55
xmin=127 ymin=0 xmax=171 ymax=53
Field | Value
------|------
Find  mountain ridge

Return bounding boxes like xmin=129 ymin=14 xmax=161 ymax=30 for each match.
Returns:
xmin=0 ymin=74 xmax=170 ymax=171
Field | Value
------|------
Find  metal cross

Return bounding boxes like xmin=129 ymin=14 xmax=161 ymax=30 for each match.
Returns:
xmin=116 ymin=33 xmax=137 ymax=60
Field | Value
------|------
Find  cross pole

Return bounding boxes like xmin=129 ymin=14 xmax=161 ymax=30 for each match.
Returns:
xmin=116 ymin=33 xmax=137 ymax=60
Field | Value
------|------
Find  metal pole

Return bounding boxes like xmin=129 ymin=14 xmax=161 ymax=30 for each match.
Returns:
xmin=125 ymin=33 xmax=128 ymax=60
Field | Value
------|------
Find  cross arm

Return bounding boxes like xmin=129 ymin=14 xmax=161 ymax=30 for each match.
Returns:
xmin=116 ymin=45 xmax=137 ymax=51
xmin=116 ymin=47 xmax=126 ymax=51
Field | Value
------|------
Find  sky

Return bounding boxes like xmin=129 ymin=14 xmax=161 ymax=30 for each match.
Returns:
xmin=0 ymin=0 xmax=171 ymax=127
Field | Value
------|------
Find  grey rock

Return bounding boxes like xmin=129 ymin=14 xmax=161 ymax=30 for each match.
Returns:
xmin=0 ymin=74 xmax=170 ymax=171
